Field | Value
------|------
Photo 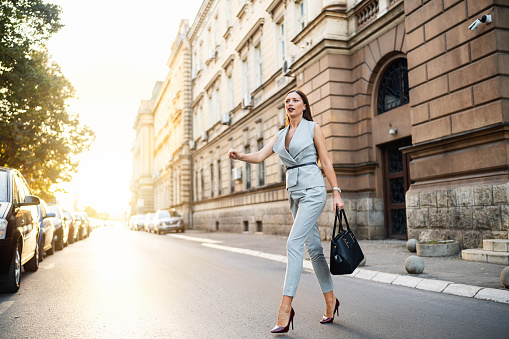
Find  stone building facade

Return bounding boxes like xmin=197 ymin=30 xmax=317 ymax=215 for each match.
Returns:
xmin=131 ymin=0 xmax=509 ymax=248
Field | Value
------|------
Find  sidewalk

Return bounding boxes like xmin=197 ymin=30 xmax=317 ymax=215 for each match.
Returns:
xmin=169 ymin=230 xmax=509 ymax=304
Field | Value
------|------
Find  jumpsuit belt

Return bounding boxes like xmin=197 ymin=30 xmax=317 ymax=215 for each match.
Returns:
xmin=286 ymin=162 xmax=317 ymax=171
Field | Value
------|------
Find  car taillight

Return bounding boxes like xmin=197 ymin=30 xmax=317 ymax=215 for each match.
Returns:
xmin=0 ymin=218 xmax=7 ymax=239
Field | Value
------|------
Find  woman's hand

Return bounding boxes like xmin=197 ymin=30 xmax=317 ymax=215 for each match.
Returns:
xmin=228 ymin=148 xmax=240 ymax=160
xmin=333 ymin=193 xmax=344 ymax=212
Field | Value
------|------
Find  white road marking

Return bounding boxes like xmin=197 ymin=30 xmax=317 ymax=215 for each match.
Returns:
xmin=168 ymin=234 xmax=222 ymax=244
xmin=201 ymin=243 xmax=314 ymax=271
xmin=0 ymin=301 xmax=15 ymax=315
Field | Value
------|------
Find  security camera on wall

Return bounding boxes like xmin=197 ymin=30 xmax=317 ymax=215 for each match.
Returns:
xmin=468 ymin=14 xmax=492 ymax=31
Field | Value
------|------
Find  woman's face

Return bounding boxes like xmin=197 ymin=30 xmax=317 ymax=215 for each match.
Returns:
xmin=285 ymin=92 xmax=306 ymax=121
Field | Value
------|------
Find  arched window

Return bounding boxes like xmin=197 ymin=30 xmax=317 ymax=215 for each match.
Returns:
xmin=377 ymin=58 xmax=409 ymax=115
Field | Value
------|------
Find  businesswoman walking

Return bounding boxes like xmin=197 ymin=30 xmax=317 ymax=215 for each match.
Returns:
xmin=228 ymin=89 xmax=344 ymax=333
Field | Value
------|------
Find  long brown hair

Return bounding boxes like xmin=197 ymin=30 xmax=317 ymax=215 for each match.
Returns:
xmin=285 ymin=89 xmax=313 ymax=126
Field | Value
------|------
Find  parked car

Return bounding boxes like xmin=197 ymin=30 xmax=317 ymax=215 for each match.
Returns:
xmin=76 ymin=212 xmax=92 ymax=238
xmin=135 ymin=214 xmax=145 ymax=231
xmin=46 ymin=204 xmax=69 ymax=251
xmin=144 ymin=213 xmax=155 ymax=233
xmin=128 ymin=215 xmax=137 ymax=230
xmin=36 ymin=199 xmax=56 ymax=262
xmin=0 ymin=167 xmax=41 ymax=293
xmin=63 ymin=210 xmax=79 ymax=244
xmin=153 ymin=209 xmax=185 ymax=234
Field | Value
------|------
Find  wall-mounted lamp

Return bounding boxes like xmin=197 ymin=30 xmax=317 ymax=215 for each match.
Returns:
xmin=300 ymin=40 xmax=312 ymax=49
xmin=389 ymin=127 xmax=398 ymax=135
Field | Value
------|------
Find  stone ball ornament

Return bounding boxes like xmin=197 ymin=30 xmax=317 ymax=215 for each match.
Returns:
xmin=501 ymin=267 xmax=509 ymax=288
xmin=405 ymin=255 xmax=425 ymax=274
xmin=406 ymin=239 xmax=418 ymax=252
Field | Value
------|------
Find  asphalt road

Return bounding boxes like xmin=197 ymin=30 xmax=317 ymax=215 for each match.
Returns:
xmin=0 ymin=227 xmax=508 ymax=338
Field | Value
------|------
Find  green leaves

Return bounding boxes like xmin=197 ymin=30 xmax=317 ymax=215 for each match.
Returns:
xmin=0 ymin=0 xmax=95 ymax=201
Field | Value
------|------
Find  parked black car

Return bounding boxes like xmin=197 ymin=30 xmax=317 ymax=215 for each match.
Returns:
xmin=46 ymin=204 xmax=69 ymax=251
xmin=36 ymin=199 xmax=56 ymax=262
xmin=0 ymin=168 xmax=41 ymax=293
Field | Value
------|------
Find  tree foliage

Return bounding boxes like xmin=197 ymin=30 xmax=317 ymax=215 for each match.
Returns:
xmin=0 ymin=0 xmax=95 ymax=200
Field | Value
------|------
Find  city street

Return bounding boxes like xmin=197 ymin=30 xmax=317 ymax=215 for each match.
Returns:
xmin=0 ymin=227 xmax=508 ymax=339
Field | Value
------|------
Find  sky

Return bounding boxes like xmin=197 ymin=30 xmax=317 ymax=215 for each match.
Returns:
xmin=48 ymin=0 xmax=204 ymax=218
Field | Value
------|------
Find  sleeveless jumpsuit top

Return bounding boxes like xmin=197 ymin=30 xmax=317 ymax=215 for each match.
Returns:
xmin=272 ymin=119 xmax=326 ymax=192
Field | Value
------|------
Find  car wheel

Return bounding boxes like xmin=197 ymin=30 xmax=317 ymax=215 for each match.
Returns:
xmin=24 ymin=240 xmax=39 ymax=272
xmin=0 ymin=243 xmax=21 ymax=293
xmin=56 ymin=232 xmax=64 ymax=251
xmin=38 ymin=236 xmax=44 ymax=263
xmin=68 ymin=227 xmax=75 ymax=244
xmin=46 ymin=236 xmax=55 ymax=255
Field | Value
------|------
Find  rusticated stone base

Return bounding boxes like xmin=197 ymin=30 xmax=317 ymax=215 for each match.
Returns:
xmin=406 ymin=183 xmax=509 ymax=249
xmin=192 ymin=194 xmax=384 ymax=241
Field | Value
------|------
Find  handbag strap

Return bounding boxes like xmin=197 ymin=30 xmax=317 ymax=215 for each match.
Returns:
xmin=332 ymin=207 xmax=351 ymax=238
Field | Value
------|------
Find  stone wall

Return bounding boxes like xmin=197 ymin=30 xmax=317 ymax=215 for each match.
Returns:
xmin=406 ymin=183 xmax=509 ymax=248
xmin=193 ymin=191 xmax=384 ymax=241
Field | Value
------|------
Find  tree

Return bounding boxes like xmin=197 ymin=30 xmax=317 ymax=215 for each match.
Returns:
xmin=0 ymin=0 xmax=95 ymax=200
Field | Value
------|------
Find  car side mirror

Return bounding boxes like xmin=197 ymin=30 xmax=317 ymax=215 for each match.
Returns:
xmin=19 ymin=195 xmax=40 ymax=206
xmin=44 ymin=212 xmax=56 ymax=219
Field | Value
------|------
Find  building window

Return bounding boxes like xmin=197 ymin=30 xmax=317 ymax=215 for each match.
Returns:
xmin=258 ymin=139 xmax=265 ymax=186
xmin=280 ymin=160 xmax=286 ymax=182
xmin=245 ymin=145 xmax=251 ymax=189
xmin=243 ymin=220 xmax=249 ymax=232
xmin=256 ymin=221 xmax=262 ymax=233
xmin=297 ymin=0 xmax=307 ymax=31
xmin=242 ymin=58 xmax=250 ymax=99
xmin=215 ymin=86 xmax=221 ymax=122
xmin=227 ymin=75 xmax=234 ymax=111
xmin=254 ymin=44 xmax=262 ymax=88
xmin=216 ymin=221 xmax=220 ymax=231
xmin=194 ymin=171 xmax=198 ymax=201
xmin=377 ymin=58 xmax=409 ymax=115
xmin=210 ymin=163 xmax=214 ymax=198
xmin=201 ymin=168 xmax=204 ymax=199
xmin=218 ymin=159 xmax=222 ymax=196
xmin=230 ymin=158 xmax=235 ymax=193
xmin=208 ymin=95 xmax=214 ymax=128
xmin=277 ymin=19 xmax=285 ymax=67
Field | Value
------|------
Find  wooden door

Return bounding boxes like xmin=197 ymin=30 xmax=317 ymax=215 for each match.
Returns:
xmin=383 ymin=138 xmax=412 ymax=239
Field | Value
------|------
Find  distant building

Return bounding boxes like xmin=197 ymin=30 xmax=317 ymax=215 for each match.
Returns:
xmin=131 ymin=0 xmax=509 ymax=248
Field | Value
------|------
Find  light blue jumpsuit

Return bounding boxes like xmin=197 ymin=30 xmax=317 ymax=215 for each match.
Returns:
xmin=272 ymin=119 xmax=334 ymax=297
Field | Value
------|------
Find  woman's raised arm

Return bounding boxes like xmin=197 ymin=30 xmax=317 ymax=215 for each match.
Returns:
xmin=228 ymin=133 xmax=278 ymax=164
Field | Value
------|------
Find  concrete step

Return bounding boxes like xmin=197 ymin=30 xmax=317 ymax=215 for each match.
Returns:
xmin=462 ymin=249 xmax=509 ymax=265
xmin=483 ymin=239 xmax=509 ymax=252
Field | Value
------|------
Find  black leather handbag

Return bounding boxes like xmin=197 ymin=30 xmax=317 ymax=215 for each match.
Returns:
xmin=330 ymin=208 xmax=364 ymax=275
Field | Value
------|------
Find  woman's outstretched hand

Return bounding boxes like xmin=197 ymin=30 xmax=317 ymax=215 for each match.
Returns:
xmin=228 ymin=148 xmax=240 ymax=160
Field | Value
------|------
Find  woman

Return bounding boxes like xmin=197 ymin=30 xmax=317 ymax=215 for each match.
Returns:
xmin=228 ymin=89 xmax=344 ymax=333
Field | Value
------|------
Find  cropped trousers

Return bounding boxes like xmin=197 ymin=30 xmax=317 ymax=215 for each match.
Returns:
xmin=283 ymin=186 xmax=334 ymax=297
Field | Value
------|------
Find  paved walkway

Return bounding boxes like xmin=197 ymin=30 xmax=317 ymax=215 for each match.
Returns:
xmin=167 ymin=230 xmax=509 ymax=304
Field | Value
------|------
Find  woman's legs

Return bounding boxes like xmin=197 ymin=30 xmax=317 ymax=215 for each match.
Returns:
xmin=323 ymin=290 xmax=337 ymax=318
xmin=276 ymin=187 xmax=334 ymax=325
xmin=276 ymin=295 xmax=293 ymax=327
xmin=283 ymin=187 xmax=327 ymax=297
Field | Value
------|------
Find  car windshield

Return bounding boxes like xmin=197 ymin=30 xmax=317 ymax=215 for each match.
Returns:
xmin=159 ymin=210 xmax=181 ymax=218
xmin=0 ymin=171 xmax=7 ymax=202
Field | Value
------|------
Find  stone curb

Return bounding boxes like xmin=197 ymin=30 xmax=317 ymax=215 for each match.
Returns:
xmin=172 ymin=235 xmax=509 ymax=305
xmin=350 ymin=268 xmax=509 ymax=304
